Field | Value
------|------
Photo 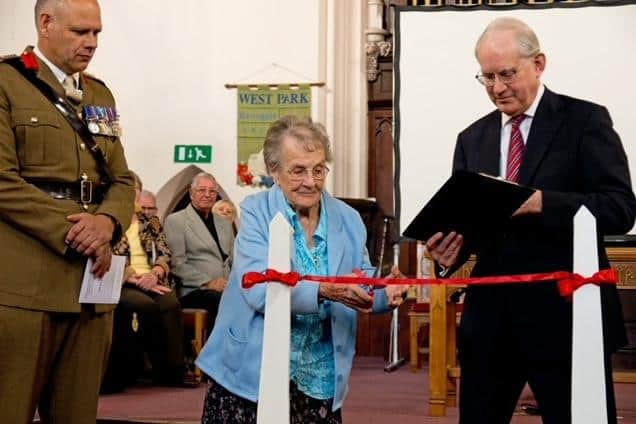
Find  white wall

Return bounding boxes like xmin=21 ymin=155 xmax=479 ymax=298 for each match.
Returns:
xmin=0 ymin=0 xmax=324 ymax=205
xmin=395 ymin=5 xmax=636 ymax=234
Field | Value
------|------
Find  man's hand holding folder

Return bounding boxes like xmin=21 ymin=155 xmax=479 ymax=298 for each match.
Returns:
xmin=403 ymin=170 xmax=537 ymax=271
xmin=512 ymin=190 xmax=542 ymax=217
xmin=426 ymin=231 xmax=464 ymax=270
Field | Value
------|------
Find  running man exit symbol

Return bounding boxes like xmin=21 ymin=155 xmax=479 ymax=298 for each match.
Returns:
xmin=174 ymin=145 xmax=213 ymax=163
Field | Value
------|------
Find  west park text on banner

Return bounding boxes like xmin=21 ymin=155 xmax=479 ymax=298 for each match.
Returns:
xmin=236 ymin=84 xmax=311 ymax=187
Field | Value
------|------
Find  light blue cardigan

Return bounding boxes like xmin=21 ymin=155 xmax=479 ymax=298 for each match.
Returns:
xmin=196 ymin=185 xmax=391 ymax=411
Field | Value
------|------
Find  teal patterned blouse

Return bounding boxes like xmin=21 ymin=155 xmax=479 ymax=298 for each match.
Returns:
xmin=285 ymin=198 xmax=335 ymax=400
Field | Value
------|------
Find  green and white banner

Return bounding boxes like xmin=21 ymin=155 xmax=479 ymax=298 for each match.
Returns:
xmin=236 ymin=84 xmax=311 ymax=187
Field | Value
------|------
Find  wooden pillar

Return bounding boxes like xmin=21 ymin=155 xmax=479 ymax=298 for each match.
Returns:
xmin=428 ymin=284 xmax=448 ymax=416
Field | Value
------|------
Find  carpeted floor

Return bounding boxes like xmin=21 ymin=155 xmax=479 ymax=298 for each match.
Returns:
xmin=97 ymin=357 xmax=636 ymax=423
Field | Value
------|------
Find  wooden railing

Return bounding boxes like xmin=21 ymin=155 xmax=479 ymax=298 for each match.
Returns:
xmin=427 ymin=247 xmax=636 ymax=416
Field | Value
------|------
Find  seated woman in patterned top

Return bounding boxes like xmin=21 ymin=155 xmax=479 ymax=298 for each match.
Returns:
xmin=106 ymin=171 xmax=188 ymax=389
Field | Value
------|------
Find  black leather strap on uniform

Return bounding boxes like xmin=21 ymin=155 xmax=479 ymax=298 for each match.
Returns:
xmin=26 ymin=179 xmax=105 ymax=204
xmin=6 ymin=57 xmax=114 ymax=185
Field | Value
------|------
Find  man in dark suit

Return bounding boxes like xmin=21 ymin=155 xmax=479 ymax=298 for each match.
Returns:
xmin=164 ymin=172 xmax=235 ymax=330
xmin=0 ymin=0 xmax=134 ymax=422
xmin=426 ymin=17 xmax=636 ymax=424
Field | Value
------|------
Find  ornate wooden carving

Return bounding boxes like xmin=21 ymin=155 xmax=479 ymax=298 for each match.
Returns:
xmin=608 ymin=247 xmax=636 ymax=288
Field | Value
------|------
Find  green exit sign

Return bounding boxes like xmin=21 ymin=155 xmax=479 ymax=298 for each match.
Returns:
xmin=174 ymin=145 xmax=213 ymax=163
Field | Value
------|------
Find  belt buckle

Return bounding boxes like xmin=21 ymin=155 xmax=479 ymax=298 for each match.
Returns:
xmin=80 ymin=174 xmax=93 ymax=209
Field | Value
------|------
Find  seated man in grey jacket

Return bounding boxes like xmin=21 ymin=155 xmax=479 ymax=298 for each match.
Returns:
xmin=164 ymin=172 xmax=234 ymax=331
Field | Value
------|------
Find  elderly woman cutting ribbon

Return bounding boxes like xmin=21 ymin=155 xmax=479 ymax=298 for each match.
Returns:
xmin=196 ymin=115 xmax=408 ymax=423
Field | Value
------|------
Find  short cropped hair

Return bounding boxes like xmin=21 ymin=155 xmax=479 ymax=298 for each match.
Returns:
xmin=212 ymin=199 xmax=237 ymax=219
xmin=263 ymin=115 xmax=332 ymax=174
xmin=139 ymin=189 xmax=155 ymax=200
xmin=190 ymin=172 xmax=217 ymax=190
xmin=34 ymin=0 xmax=63 ymax=28
xmin=475 ymin=17 xmax=541 ymax=59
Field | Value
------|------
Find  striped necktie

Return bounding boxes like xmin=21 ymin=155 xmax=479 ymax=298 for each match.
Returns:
xmin=505 ymin=114 xmax=527 ymax=183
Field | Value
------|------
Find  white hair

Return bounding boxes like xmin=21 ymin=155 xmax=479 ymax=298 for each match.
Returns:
xmin=475 ymin=17 xmax=541 ymax=59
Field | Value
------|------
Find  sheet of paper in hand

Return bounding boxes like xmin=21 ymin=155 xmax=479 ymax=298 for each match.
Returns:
xmin=78 ymin=255 xmax=126 ymax=304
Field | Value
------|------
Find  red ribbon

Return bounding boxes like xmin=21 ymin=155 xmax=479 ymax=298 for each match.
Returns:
xmin=21 ymin=51 xmax=39 ymax=71
xmin=242 ymin=268 xmax=618 ymax=299
xmin=242 ymin=269 xmax=302 ymax=289
xmin=556 ymin=269 xmax=618 ymax=300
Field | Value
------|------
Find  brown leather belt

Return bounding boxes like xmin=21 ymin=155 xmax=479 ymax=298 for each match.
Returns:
xmin=28 ymin=178 xmax=105 ymax=205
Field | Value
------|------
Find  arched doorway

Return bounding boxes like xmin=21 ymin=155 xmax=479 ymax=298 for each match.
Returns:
xmin=155 ymin=165 xmax=233 ymax=222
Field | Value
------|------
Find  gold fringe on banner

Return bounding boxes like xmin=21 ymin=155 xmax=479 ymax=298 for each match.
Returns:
xmin=448 ymin=0 xmax=484 ymax=6
xmin=412 ymin=0 xmax=444 ymax=7
xmin=487 ymin=0 xmax=518 ymax=5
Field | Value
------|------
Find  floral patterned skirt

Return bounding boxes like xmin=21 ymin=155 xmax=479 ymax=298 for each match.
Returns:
xmin=202 ymin=377 xmax=342 ymax=424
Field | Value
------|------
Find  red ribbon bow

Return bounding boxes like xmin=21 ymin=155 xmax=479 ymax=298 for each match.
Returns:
xmin=21 ymin=51 xmax=39 ymax=71
xmin=557 ymin=268 xmax=618 ymax=300
xmin=242 ymin=269 xmax=302 ymax=289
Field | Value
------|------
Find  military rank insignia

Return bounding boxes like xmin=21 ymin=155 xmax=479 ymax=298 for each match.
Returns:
xmin=83 ymin=105 xmax=122 ymax=137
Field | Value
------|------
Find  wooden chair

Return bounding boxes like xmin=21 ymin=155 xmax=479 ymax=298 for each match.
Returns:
xmin=182 ymin=308 xmax=209 ymax=383
xmin=409 ymin=242 xmax=434 ymax=372
xmin=409 ymin=302 xmax=430 ymax=371
xmin=426 ymin=243 xmax=636 ymax=416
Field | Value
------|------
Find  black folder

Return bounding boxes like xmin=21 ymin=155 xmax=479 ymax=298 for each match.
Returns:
xmin=402 ymin=170 xmax=534 ymax=252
